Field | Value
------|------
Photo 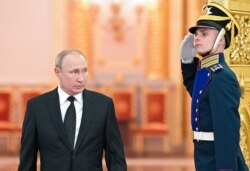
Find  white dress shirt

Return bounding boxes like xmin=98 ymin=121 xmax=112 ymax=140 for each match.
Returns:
xmin=58 ymin=86 xmax=83 ymax=148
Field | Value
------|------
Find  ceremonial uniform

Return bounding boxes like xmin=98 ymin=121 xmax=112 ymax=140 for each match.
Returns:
xmin=182 ymin=53 xmax=248 ymax=171
xmin=180 ymin=2 xmax=249 ymax=170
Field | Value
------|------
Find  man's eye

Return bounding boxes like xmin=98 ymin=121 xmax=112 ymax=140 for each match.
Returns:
xmin=70 ymin=70 xmax=78 ymax=74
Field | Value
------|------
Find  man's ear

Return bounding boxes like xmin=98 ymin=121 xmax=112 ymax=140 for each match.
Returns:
xmin=219 ymin=37 xmax=226 ymax=48
xmin=220 ymin=37 xmax=224 ymax=43
xmin=54 ymin=67 xmax=60 ymax=76
xmin=210 ymin=29 xmax=226 ymax=54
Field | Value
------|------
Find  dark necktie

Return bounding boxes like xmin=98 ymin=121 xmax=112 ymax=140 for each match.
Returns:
xmin=64 ymin=96 xmax=76 ymax=149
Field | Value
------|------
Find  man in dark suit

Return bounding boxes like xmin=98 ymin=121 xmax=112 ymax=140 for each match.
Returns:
xmin=180 ymin=2 xmax=248 ymax=171
xmin=18 ymin=49 xmax=127 ymax=171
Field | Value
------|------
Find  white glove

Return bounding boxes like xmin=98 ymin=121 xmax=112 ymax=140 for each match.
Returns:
xmin=180 ymin=33 xmax=197 ymax=63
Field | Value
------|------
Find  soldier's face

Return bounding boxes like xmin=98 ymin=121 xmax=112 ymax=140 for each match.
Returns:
xmin=194 ymin=28 xmax=219 ymax=56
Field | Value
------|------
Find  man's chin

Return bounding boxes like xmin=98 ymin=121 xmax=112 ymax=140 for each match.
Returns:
xmin=74 ymin=88 xmax=85 ymax=93
xmin=198 ymin=51 xmax=210 ymax=57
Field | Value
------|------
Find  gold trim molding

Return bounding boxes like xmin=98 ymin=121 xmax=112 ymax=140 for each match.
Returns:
xmin=240 ymin=104 xmax=250 ymax=167
xmin=229 ymin=13 xmax=250 ymax=65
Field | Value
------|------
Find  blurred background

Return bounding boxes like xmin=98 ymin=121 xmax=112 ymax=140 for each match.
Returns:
xmin=0 ymin=0 xmax=220 ymax=170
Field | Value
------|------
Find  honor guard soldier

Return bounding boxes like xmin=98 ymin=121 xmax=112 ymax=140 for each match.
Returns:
xmin=180 ymin=2 xmax=249 ymax=171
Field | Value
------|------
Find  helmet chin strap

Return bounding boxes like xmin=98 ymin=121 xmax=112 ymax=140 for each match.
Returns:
xmin=210 ymin=28 xmax=226 ymax=55
xmin=201 ymin=28 xmax=226 ymax=58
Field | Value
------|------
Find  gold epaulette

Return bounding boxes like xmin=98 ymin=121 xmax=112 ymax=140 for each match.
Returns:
xmin=201 ymin=54 xmax=219 ymax=69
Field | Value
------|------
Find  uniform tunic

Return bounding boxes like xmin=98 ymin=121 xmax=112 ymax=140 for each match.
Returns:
xmin=181 ymin=53 xmax=248 ymax=171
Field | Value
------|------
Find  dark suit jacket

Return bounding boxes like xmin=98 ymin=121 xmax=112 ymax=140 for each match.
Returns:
xmin=18 ymin=88 xmax=127 ymax=171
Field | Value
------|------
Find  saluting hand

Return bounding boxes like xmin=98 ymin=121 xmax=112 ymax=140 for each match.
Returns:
xmin=180 ymin=33 xmax=197 ymax=63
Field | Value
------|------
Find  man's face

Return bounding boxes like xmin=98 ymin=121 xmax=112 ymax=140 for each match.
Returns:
xmin=194 ymin=28 xmax=219 ymax=56
xmin=55 ymin=53 xmax=88 ymax=95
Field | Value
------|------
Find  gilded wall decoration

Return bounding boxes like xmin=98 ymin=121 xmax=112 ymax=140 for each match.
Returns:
xmin=229 ymin=14 xmax=250 ymax=64
xmin=239 ymin=105 xmax=250 ymax=167
xmin=146 ymin=1 xmax=169 ymax=80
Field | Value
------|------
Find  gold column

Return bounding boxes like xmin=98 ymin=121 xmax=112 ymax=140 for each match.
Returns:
xmin=146 ymin=1 xmax=169 ymax=80
xmin=68 ymin=1 xmax=93 ymax=78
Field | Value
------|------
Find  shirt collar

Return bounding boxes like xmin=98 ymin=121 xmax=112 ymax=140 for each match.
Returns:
xmin=58 ymin=86 xmax=83 ymax=105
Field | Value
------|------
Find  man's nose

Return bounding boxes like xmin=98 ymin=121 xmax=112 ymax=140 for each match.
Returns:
xmin=77 ymin=72 xmax=85 ymax=82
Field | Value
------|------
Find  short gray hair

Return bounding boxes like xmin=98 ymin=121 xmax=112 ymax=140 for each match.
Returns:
xmin=55 ymin=49 xmax=87 ymax=68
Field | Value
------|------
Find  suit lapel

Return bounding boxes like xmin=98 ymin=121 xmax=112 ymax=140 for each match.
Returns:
xmin=75 ymin=90 xmax=94 ymax=152
xmin=46 ymin=88 xmax=73 ymax=151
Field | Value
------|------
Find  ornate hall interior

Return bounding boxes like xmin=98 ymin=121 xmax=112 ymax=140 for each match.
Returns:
xmin=0 ymin=0 xmax=249 ymax=170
